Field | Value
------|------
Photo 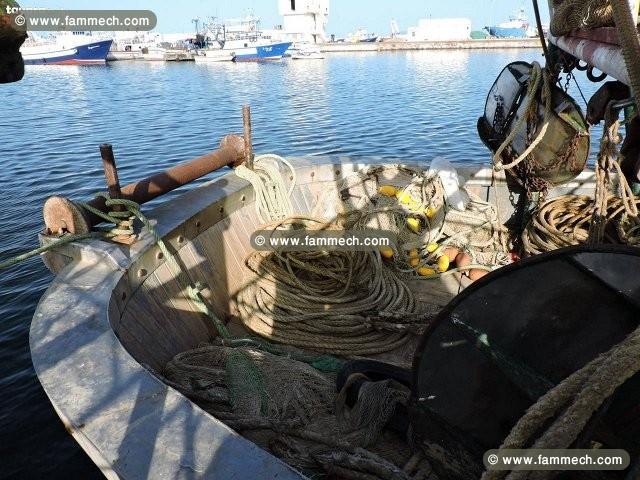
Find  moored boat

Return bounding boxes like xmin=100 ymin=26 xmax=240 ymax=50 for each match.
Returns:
xmin=291 ymin=45 xmax=324 ymax=60
xmin=232 ymin=40 xmax=292 ymax=62
xmin=196 ymin=15 xmax=291 ymax=62
xmin=486 ymin=8 xmax=530 ymax=38
xmin=21 ymin=37 xmax=112 ymax=65
xmin=28 ymin=141 xmax=639 ymax=477
xmin=193 ymin=49 xmax=235 ymax=62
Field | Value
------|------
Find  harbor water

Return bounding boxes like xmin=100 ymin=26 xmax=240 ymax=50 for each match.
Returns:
xmin=0 ymin=50 xmax=604 ymax=478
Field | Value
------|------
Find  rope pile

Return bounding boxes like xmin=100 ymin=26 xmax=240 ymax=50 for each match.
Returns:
xmin=522 ymin=194 xmax=640 ymax=254
xmin=523 ymin=101 xmax=640 ymax=255
xmin=319 ymin=165 xmax=509 ymax=273
xmin=235 ymin=154 xmax=296 ymax=223
xmin=550 ymin=0 xmax=616 ymax=36
xmin=236 ymin=217 xmax=423 ymax=356
xmin=233 ymin=164 xmax=509 ymax=356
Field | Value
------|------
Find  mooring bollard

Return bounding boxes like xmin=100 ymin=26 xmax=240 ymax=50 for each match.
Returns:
xmin=43 ymin=134 xmax=246 ymax=235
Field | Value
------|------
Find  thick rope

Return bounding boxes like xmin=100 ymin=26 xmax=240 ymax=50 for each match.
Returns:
xmin=235 ymin=154 xmax=296 ymax=223
xmin=523 ymin=193 xmax=640 ymax=255
xmin=523 ymin=102 xmax=640 ymax=254
xmin=589 ymin=103 xmax=639 ymax=243
xmin=236 ymin=218 xmax=421 ymax=355
xmin=610 ymin=0 xmax=640 ymax=112
xmin=550 ymin=0 xmax=614 ymax=36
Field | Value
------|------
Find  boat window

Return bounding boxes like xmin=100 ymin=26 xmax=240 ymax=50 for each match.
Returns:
xmin=291 ymin=0 xmax=296 ymax=11
xmin=244 ymin=43 xmax=248 ymax=47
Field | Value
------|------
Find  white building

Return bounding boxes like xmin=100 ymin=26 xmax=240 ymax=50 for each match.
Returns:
xmin=277 ymin=0 xmax=329 ymax=44
xmin=407 ymin=18 xmax=471 ymax=42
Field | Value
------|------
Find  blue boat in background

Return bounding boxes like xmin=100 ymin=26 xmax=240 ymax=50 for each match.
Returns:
xmin=232 ymin=41 xmax=292 ymax=62
xmin=21 ymin=36 xmax=112 ymax=65
xmin=486 ymin=8 xmax=532 ymax=38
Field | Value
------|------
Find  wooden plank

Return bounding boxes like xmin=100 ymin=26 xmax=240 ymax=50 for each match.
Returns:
xmin=181 ymin=243 xmax=228 ymax=334
xmin=190 ymin=223 xmax=235 ymax=315
xmin=118 ymin=294 xmax=175 ymax=370
xmin=151 ymin=263 xmax=212 ymax=348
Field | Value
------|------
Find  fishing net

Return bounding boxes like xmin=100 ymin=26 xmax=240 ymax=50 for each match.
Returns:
xmin=319 ymin=165 xmax=508 ymax=266
xmin=164 ymin=342 xmax=438 ymax=479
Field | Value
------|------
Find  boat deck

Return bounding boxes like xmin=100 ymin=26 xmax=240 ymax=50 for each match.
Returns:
xmin=30 ymin=156 xmax=600 ymax=479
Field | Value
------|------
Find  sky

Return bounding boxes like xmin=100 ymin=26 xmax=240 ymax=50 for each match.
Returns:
xmin=20 ymin=0 xmax=551 ymax=36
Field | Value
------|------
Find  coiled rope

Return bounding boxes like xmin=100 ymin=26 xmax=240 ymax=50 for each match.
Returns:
xmin=235 ymin=217 xmax=423 ymax=355
xmin=550 ymin=0 xmax=615 ymax=36
xmin=523 ymin=99 xmax=640 ymax=254
xmin=234 ymin=154 xmax=296 ymax=223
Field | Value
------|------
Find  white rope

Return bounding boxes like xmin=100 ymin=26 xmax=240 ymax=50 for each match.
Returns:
xmin=235 ymin=154 xmax=297 ymax=223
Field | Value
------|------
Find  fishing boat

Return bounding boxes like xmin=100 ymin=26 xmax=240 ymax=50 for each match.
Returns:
xmin=195 ymin=15 xmax=291 ymax=62
xmin=193 ymin=49 xmax=235 ymax=62
xmin=21 ymin=33 xmax=112 ymax=65
xmin=346 ymin=28 xmax=380 ymax=43
xmin=10 ymin=0 xmax=640 ymax=478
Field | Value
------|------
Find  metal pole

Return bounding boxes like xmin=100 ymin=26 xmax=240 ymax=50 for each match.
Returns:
xmin=99 ymin=144 xmax=123 ymax=211
xmin=242 ymin=105 xmax=254 ymax=169
xmin=43 ymin=135 xmax=246 ymax=234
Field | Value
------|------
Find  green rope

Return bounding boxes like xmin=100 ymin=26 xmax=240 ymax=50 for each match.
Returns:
xmin=0 ymin=232 xmax=93 ymax=270
xmin=188 ymin=282 xmax=231 ymax=338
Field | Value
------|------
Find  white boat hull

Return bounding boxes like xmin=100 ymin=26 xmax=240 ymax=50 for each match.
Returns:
xmin=292 ymin=53 xmax=325 ymax=60
xmin=194 ymin=51 xmax=235 ymax=62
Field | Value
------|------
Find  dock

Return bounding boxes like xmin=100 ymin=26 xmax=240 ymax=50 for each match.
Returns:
xmin=319 ymin=38 xmax=541 ymax=52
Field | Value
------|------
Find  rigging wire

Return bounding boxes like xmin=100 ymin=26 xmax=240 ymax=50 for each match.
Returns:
xmin=532 ymin=0 xmax=550 ymax=61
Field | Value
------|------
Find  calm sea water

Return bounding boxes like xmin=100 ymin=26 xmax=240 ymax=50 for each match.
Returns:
xmin=0 ymin=50 xmax=604 ymax=478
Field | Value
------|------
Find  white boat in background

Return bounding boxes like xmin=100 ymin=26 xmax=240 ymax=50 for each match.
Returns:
xmin=140 ymin=47 xmax=193 ymax=62
xmin=346 ymin=28 xmax=380 ymax=43
xmin=109 ymin=32 xmax=195 ymax=62
xmin=291 ymin=45 xmax=324 ymax=60
xmin=194 ymin=50 xmax=235 ymax=62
